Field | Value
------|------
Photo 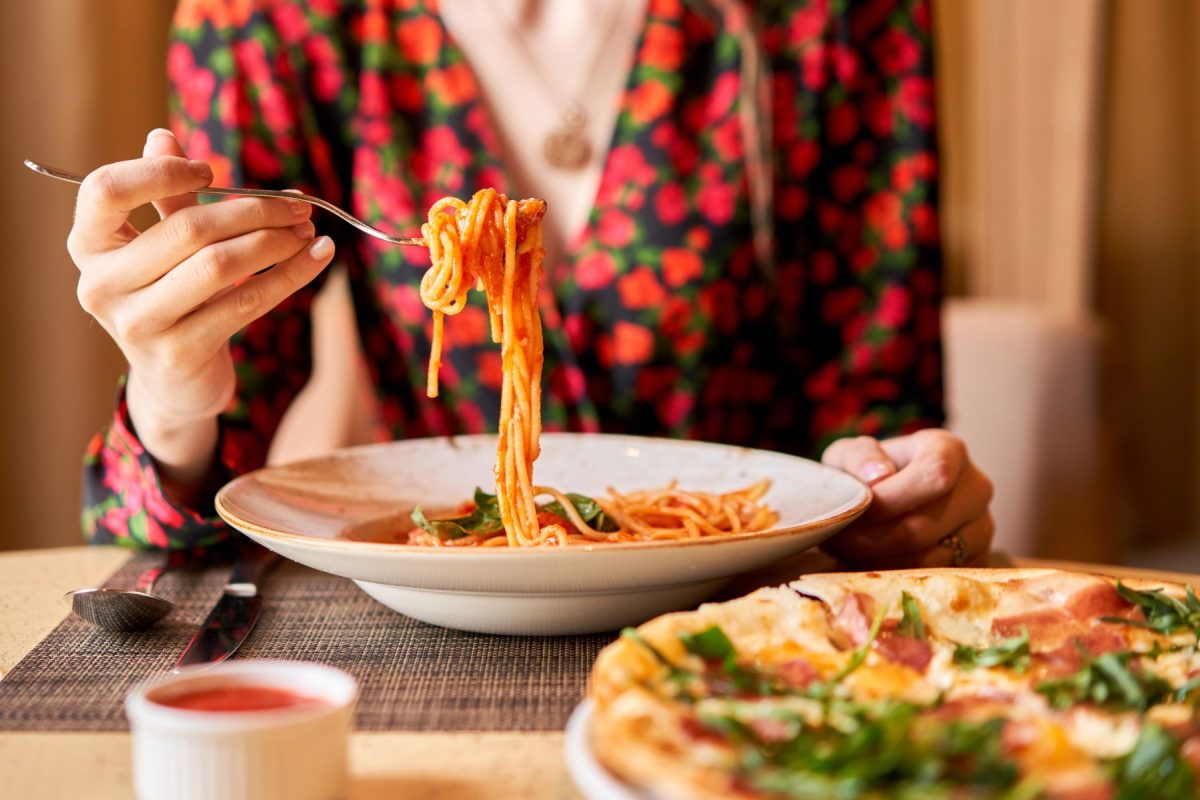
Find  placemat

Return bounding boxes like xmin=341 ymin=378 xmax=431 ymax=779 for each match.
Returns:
xmin=0 ymin=554 xmax=612 ymax=732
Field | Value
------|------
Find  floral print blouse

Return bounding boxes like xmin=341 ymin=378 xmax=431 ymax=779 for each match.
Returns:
xmin=83 ymin=0 xmax=945 ymax=549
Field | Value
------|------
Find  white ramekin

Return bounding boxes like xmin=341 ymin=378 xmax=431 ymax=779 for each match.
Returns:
xmin=125 ymin=660 xmax=358 ymax=800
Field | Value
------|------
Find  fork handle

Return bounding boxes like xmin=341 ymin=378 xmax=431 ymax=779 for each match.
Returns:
xmin=188 ymin=185 xmax=426 ymax=246
xmin=23 ymin=159 xmax=426 ymax=247
xmin=132 ymin=548 xmax=191 ymax=594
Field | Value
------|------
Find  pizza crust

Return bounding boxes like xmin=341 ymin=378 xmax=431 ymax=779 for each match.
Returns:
xmin=591 ymin=586 xmax=841 ymax=706
xmin=790 ymin=568 xmax=1041 ymax=647
xmin=591 ymin=688 xmax=745 ymax=800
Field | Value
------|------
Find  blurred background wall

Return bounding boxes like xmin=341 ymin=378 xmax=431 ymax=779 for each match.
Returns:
xmin=935 ymin=0 xmax=1198 ymax=567
xmin=1096 ymin=0 xmax=1199 ymax=567
xmin=0 ymin=1 xmax=172 ymax=551
xmin=0 ymin=1 xmax=1196 ymax=564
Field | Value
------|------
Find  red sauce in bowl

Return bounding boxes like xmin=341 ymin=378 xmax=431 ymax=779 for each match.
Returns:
xmin=152 ymin=685 xmax=327 ymax=713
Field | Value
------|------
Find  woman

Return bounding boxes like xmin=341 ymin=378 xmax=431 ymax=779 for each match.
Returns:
xmin=74 ymin=0 xmax=993 ymax=569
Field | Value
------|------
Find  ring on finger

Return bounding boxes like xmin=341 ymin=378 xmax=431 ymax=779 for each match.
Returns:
xmin=939 ymin=529 xmax=969 ymax=567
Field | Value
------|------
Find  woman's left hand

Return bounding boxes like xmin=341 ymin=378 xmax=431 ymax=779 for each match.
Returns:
xmin=820 ymin=429 xmax=994 ymax=569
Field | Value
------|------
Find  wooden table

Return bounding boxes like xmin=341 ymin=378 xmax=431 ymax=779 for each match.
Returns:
xmin=1 ymin=547 xmax=1196 ymax=799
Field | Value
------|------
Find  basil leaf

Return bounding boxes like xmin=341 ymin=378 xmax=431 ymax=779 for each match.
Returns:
xmin=954 ymin=629 xmax=1032 ymax=673
xmin=897 ymin=591 xmax=926 ymax=640
xmin=832 ymin=602 xmax=889 ymax=683
xmin=676 ymin=625 xmax=787 ymax=697
xmin=410 ymin=487 xmax=504 ymax=540
xmin=1109 ymin=582 xmax=1200 ymax=638
xmin=620 ymin=627 xmax=672 ymax=666
xmin=411 ymin=506 xmax=469 ymax=540
xmin=1174 ymin=674 xmax=1200 ymax=703
xmin=472 ymin=487 xmax=501 ymax=517
xmin=1094 ymin=653 xmax=1154 ymax=708
xmin=538 ymin=493 xmax=620 ymax=532
xmin=1111 ymin=724 xmax=1197 ymax=800
xmin=681 ymin=625 xmax=736 ymax=661
xmin=1036 ymin=651 xmax=1172 ymax=712
xmin=709 ymin=700 xmax=1021 ymax=797
xmin=621 ymin=628 xmax=698 ymax=695
xmin=413 ymin=488 xmax=623 ymax=539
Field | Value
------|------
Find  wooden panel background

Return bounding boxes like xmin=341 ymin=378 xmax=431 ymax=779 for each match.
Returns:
xmin=0 ymin=2 xmax=171 ymax=550
xmin=934 ymin=0 xmax=1105 ymax=312
xmin=936 ymin=0 xmax=1199 ymax=555
xmin=1095 ymin=0 xmax=1200 ymax=549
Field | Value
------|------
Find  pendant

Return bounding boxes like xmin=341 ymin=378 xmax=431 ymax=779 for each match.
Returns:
xmin=543 ymin=105 xmax=592 ymax=171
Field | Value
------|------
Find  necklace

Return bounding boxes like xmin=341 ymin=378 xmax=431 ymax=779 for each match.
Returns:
xmin=544 ymin=103 xmax=591 ymax=172
xmin=483 ymin=0 xmax=628 ymax=171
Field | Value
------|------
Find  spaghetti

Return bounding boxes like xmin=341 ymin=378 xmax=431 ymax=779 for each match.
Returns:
xmin=406 ymin=481 xmax=780 ymax=547
xmin=421 ymin=189 xmax=547 ymax=547
xmin=418 ymin=190 xmax=778 ymax=547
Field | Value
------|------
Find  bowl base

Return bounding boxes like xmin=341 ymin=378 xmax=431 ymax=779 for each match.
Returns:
xmin=352 ymin=578 xmax=729 ymax=635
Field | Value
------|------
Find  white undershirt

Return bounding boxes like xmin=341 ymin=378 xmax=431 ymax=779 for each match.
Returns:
xmin=439 ymin=0 xmax=649 ymax=267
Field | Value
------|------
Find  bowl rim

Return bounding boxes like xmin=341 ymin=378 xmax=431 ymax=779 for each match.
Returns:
xmin=215 ymin=433 xmax=872 ymax=556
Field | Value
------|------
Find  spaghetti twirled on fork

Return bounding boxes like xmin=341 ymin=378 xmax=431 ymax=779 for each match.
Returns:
xmin=416 ymin=189 xmax=776 ymax=547
xmin=421 ymin=189 xmax=548 ymax=546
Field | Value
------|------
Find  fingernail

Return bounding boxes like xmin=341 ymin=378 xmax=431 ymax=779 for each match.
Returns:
xmin=291 ymin=221 xmax=315 ymax=239
xmin=309 ymin=236 xmax=333 ymax=259
xmin=188 ymin=160 xmax=212 ymax=180
xmin=287 ymin=197 xmax=311 ymax=216
xmin=857 ymin=461 xmax=892 ymax=484
xmin=147 ymin=128 xmax=176 ymax=142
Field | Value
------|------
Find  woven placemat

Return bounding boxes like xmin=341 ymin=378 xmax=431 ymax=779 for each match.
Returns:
xmin=0 ymin=553 xmax=612 ymax=732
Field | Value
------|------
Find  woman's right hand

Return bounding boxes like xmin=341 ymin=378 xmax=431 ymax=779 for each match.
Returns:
xmin=67 ymin=129 xmax=336 ymax=500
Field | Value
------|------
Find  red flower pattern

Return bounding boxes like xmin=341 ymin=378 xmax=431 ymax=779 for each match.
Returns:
xmin=654 ymin=182 xmax=688 ymax=225
xmin=617 ymin=267 xmax=667 ymax=309
xmin=597 ymin=209 xmax=636 ymax=249
xmin=397 ymin=16 xmax=442 ymax=65
xmin=574 ymin=250 xmax=617 ymax=291
xmin=661 ymin=248 xmax=704 ymax=287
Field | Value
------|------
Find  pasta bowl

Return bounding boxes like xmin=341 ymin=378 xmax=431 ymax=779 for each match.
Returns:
xmin=215 ymin=434 xmax=870 ymax=635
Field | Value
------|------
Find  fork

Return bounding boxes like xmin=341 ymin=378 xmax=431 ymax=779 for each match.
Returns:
xmin=24 ymin=159 xmax=426 ymax=247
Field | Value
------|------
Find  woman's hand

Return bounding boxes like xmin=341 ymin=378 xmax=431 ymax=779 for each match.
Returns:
xmin=820 ymin=429 xmax=994 ymax=568
xmin=67 ymin=129 xmax=336 ymax=499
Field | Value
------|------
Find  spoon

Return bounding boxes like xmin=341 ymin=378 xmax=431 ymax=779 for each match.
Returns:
xmin=66 ymin=548 xmax=190 ymax=632
xmin=23 ymin=159 xmax=426 ymax=247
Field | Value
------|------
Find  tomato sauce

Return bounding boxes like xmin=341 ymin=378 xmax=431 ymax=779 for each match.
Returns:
xmin=153 ymin=685 xmax=326 ymax=712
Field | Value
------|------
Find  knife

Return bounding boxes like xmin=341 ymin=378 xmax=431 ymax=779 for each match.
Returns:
xmin=174 ymin=539 xmax=280 ymax=672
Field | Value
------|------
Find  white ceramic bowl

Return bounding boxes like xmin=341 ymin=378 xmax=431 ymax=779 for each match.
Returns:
xmin=125 ymin=661 xmax=358 ymax=800
xmin=215 ymin=434 xmax=870 ymax=635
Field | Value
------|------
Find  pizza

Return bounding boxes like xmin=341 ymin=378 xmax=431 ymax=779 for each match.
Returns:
xmin=587 ymin=568 xmax=1200 ymax=799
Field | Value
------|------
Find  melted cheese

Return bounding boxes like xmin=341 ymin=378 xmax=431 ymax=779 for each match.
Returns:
xmin=754 ymin=643 xmax=847 ymax=679
xmin=1062 ymin=707 xmax=1140 ymax=760
xmin=1143 ymin=648 xmax=1200 ymax=687
xmin=846 ymin=656 xmax=939 ymax=704
xmin=1011 ymin=717 xmax=1094 ymax=771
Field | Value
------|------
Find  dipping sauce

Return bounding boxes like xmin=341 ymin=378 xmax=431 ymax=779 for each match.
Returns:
xmin=152 ymin=685 xmax=327 ymax=713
